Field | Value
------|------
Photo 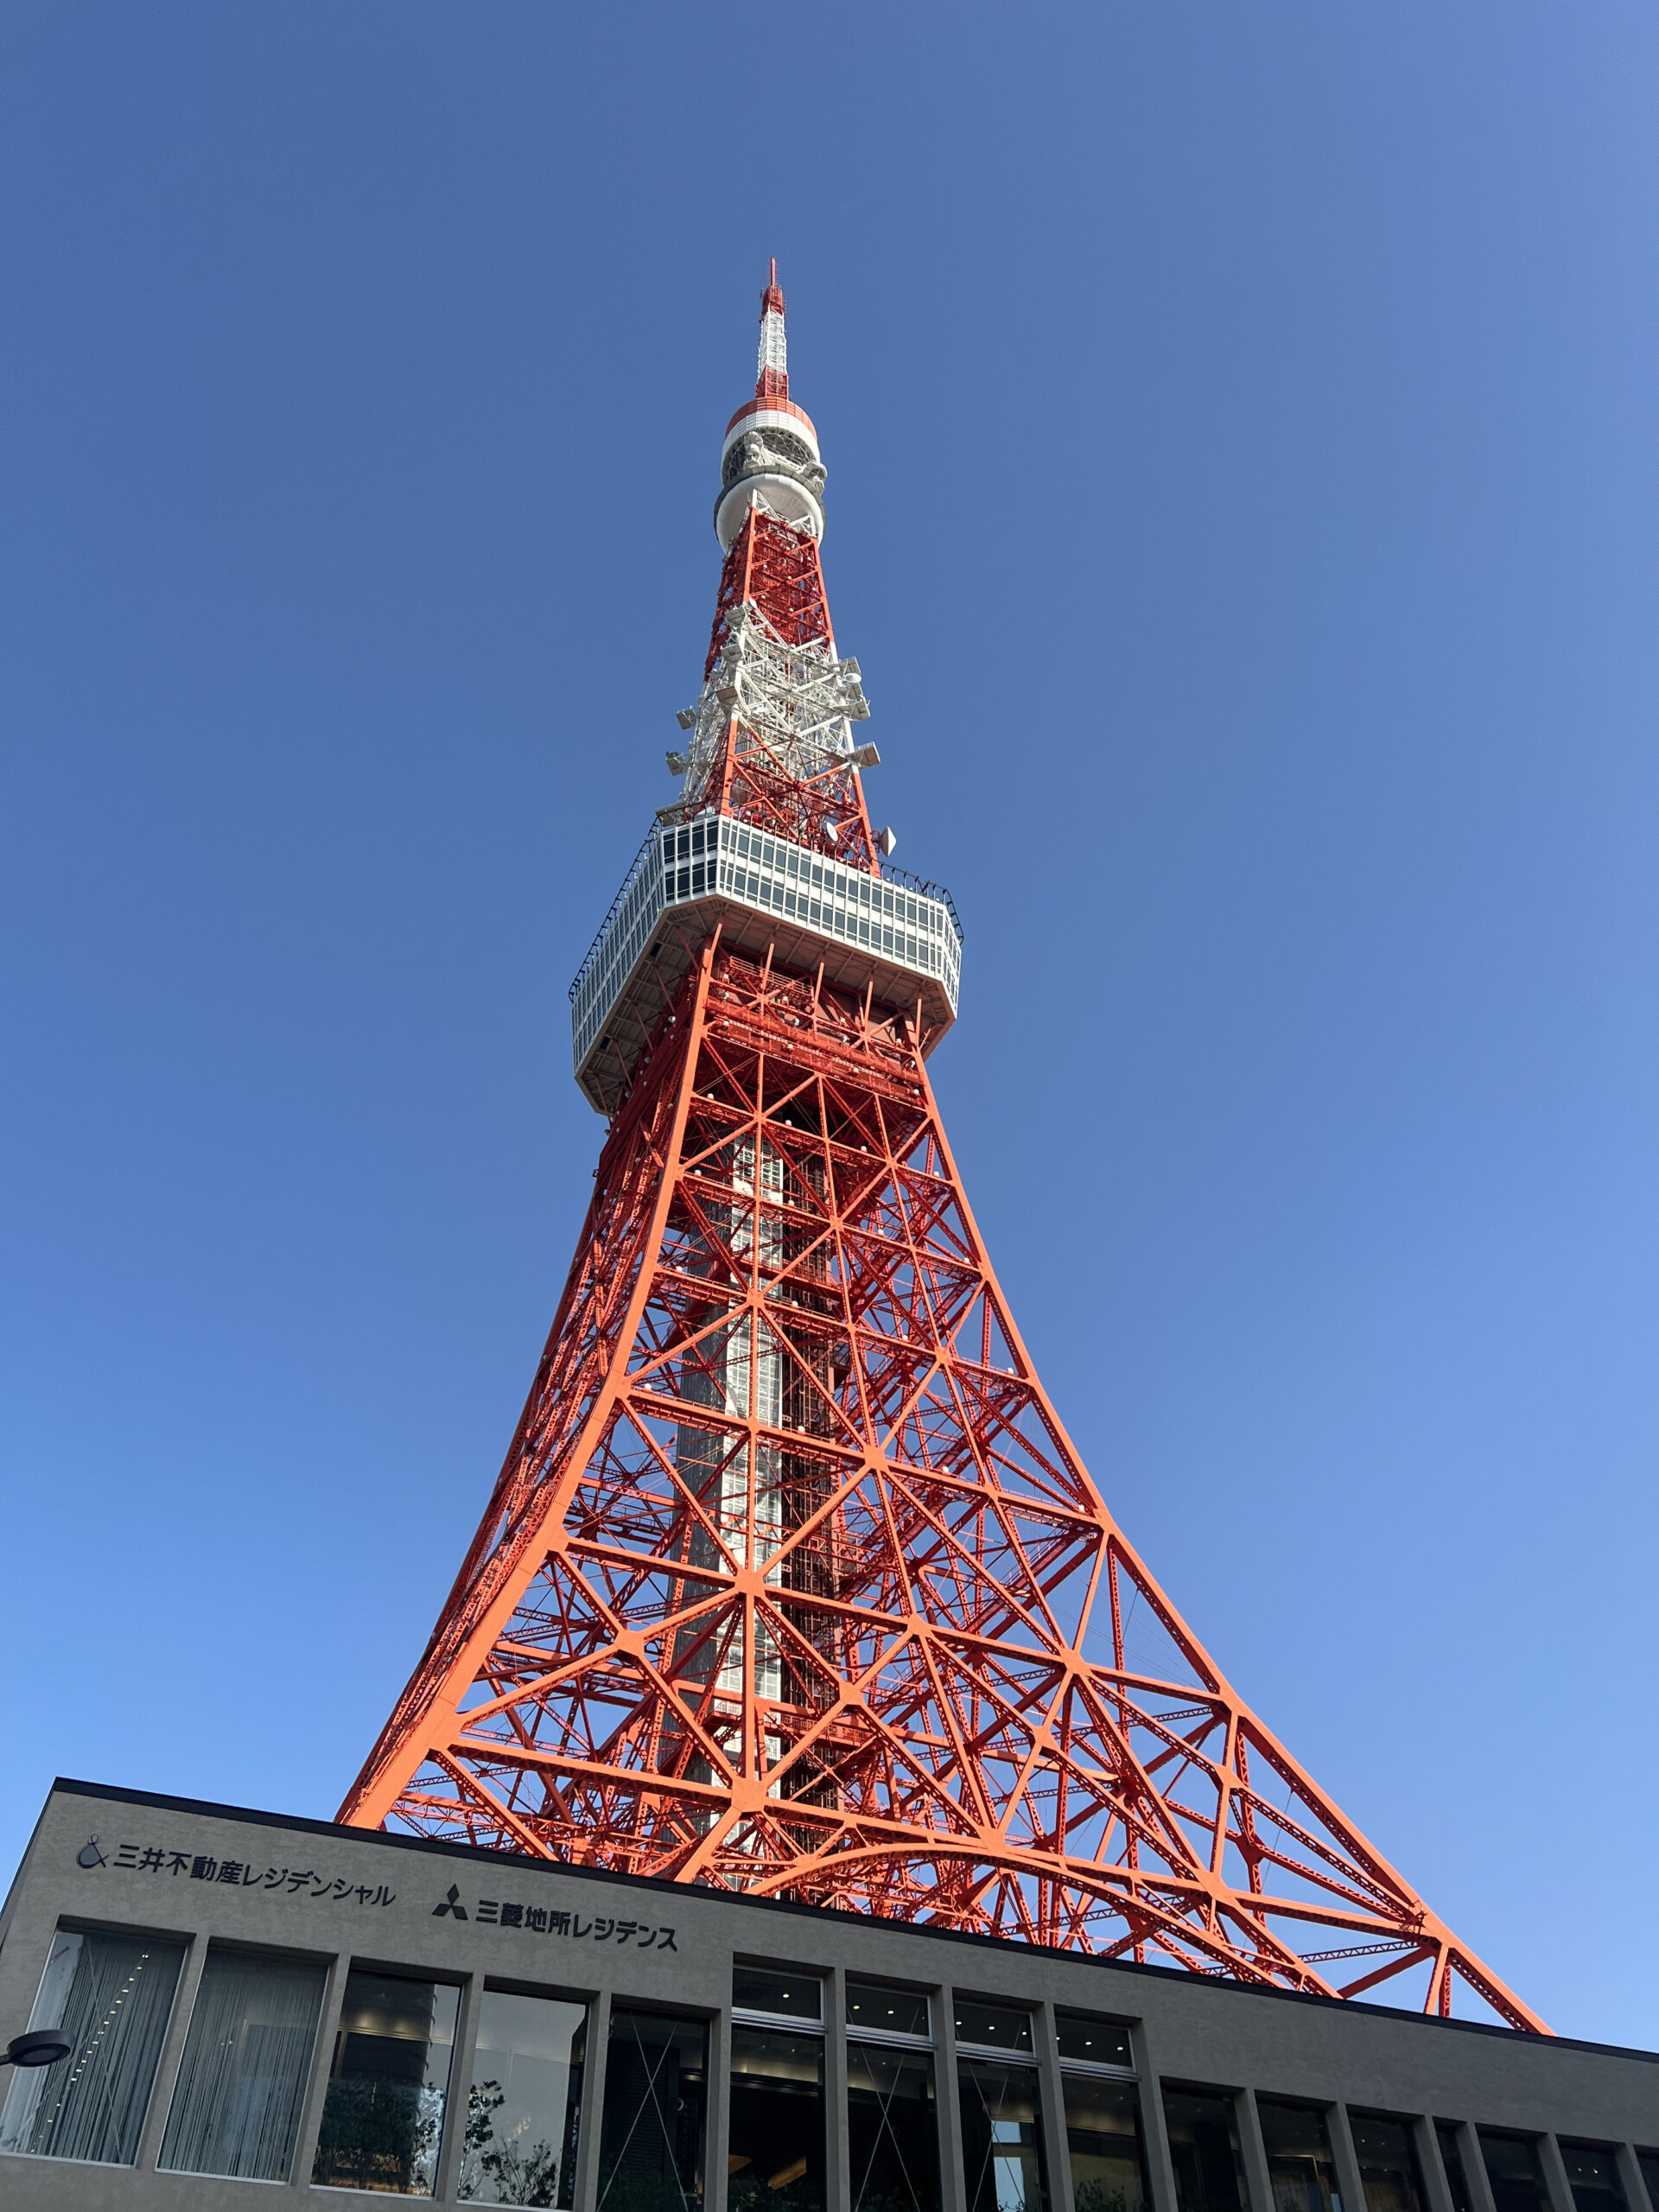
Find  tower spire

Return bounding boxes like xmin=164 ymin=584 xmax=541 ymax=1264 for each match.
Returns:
xmin=715 ymin=263 xmax=824 ymax=555
xmin=757 ymin=257 xmax=788 ymax=399
xmin=338 ymin=276 xmax=1547 ymax=2036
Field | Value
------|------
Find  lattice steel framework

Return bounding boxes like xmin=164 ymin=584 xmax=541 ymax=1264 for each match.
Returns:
xmin=677 ymin=514 xmax=880 ymax=874
xmin=340 ymin=271 xmax=1546 ymax=2034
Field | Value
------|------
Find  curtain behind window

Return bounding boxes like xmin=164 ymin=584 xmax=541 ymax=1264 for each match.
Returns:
xmin=159 ymin=1945 xmax=327 ymax=2180
xmin=0 ymin=1928 xmax=185 ymax=2164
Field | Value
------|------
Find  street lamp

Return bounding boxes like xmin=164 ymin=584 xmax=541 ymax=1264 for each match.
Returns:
xmin=2 ymin=2031 xmax=73 ymax=2069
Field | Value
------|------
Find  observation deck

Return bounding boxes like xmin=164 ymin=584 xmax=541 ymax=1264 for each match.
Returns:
xmin=570 ymin=812 xmax=963 ymax=1115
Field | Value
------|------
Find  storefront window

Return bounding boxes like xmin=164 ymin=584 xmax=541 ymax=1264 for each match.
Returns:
xmin=1350 ymin=2115 xmax=1427 ymax=2212
xmin=311 ymin=1967 xmax=460 ymax=2195
xmin=1478 ymin=2136 xmax=1552 ymax=2212
xmin=460 ymin=1990 xmax=587 ymax=2207
xmin=1163 ymin=2086 xmax=1250 ymax=2212
xmin=596 ymin=2008 xmax=707 ymax=2212
xmin=159 ymin=1945 xmax=327 ymax=2180
xmin=728 ymin=2024 xmax=825 ymax=2212
xmin=0 ymin=1926 xmax=185 ymax=2166
xmin=1435 ymin=2128 xmax=1475 ymax=2212
xmin=1060 ymin=2072 xmax=1148 ymax=2212
xmin=1257 ymin=2099 xmax=1342 ymax=2212
xmin=957 ymin=2056 xmax=1050 ymax=2212
xmin=847 ymin=1982 xmax=938 ymax=2212
xmin=1560 ymin=2145 xmax=1628 ymax=2212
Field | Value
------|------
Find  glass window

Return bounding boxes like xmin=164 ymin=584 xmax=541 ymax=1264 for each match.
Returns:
xmin=954 ymin=1999 xmax=1034 ymax=2053
xmin=311 ymin=1967 xmax=460 ymax=2195
xmin=1055 ymin=2014 xmax=1132 ymax=2069
xmin=596 ymin=2007 xmax=707 ymax=2212
xmin=1163 ymin=2086 xmax=1250 ymax=2212
xmin=1636 ymin=2155 xmax=1659 ymax=2212
xmin=849 ymin=2041 xmax=939 ymax=2212
xmin=1434 ymin=2128 xmax=1476 ymax=2212
xmin=1479 ymin=2136 xmax=1552 ymax=2212
xmin=1257 ymin=2099 xmax=1342 ymax=2212
xmin=1560 ymin=2145 xmax=1628 ymax=2212
xmin=1062 ymin=2072 xmax=1148 ymax=2212
xmin=460 ymin=1990 xmax=587 ymax=2207
xmin=1350 ymin=2116 xmax=1427 ymax=2212
xmin=728 ymin=2024 xmax=824 ymax=2212
xmin=847 ymin=1983 xmax=931 ymax=2041
xmin=957 ymin=2056 xmax=1050 ymax=2212
xmin=733 ymin=1968 xmax=823 ymax=2022
xmin=0 ymin=1926 xmax=184 ymax=2166
xmin=159 ymin=1945 xmax=327 ymax=2180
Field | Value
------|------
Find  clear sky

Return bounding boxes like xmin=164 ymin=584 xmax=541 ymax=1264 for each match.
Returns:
xmin=3 ymin=3 xmax=1655 ymax=2049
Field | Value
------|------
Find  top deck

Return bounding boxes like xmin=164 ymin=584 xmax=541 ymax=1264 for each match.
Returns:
xmin=570 ymin=812 xmax=963 ymax=1114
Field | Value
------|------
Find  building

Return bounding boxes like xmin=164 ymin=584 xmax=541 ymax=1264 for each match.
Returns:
xmin=0 ymin=1780 xmax=1655 ymax=2209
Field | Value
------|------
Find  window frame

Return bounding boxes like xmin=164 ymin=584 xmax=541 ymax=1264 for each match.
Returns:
xmin=308 ymin=1955 xmax=467 ymax=2200
xmin=156 ymin=1937 xmax=333 ymax=2184
xmin=455 ymin=1980 xmax=593 ymax=2211
xmin=1053 ymin=2010 xmax=1139 ymax=2083
xmin=730 ymin=1966 xmax=827 ymax=2039
xmin=1345 ymin=2107 xmax=1433 ymax=2212
xmin=593 ymin=1999 xmax=715 ymax=2212
xmin=845 ymin=2012 xmax=944 ymax=2212
xmin=951 ymin=1993 xmax=1039 ymax=2063
xmin=0 ymin=1917 xmax=191 ymax=2172
xmin=726 ymin=1983 xmax=831 ymax=2212
xmin=844 ymin=1981 xmax=935 ymax=2052
xmin=1159 ymin=2080 xmax=1255 ymax=2212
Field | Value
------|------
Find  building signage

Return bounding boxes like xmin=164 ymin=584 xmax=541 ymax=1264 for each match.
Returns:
xmin=430 ymin=1883 xmax=675 ymax=1948
xmin=71 ymin=1832 xmax=680 ymax=1950
xmin=74 ymin=1834 xmax=397 ymax=1908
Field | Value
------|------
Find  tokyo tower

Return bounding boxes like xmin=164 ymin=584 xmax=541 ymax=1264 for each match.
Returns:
xmin=340 ymin=266 xmax=1544 ymax=2034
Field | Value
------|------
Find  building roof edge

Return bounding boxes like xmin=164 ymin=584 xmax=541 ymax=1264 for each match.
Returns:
xmin=39 ymin=1779 xmax=1649 ymax=2065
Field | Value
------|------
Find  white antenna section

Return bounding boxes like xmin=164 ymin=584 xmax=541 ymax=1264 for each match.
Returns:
xmin=677 ymin=594 xmax=868 ymax=801
xmin=757 ymin=305 xmax=787 ymax=382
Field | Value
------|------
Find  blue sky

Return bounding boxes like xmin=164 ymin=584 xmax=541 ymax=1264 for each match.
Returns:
xmin=3 ymin=3 xmax=1656 ymax=2048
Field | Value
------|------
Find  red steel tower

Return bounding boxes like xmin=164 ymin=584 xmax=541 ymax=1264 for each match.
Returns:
xmin=340 ymin=269 xmax=1545 ymax=2034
